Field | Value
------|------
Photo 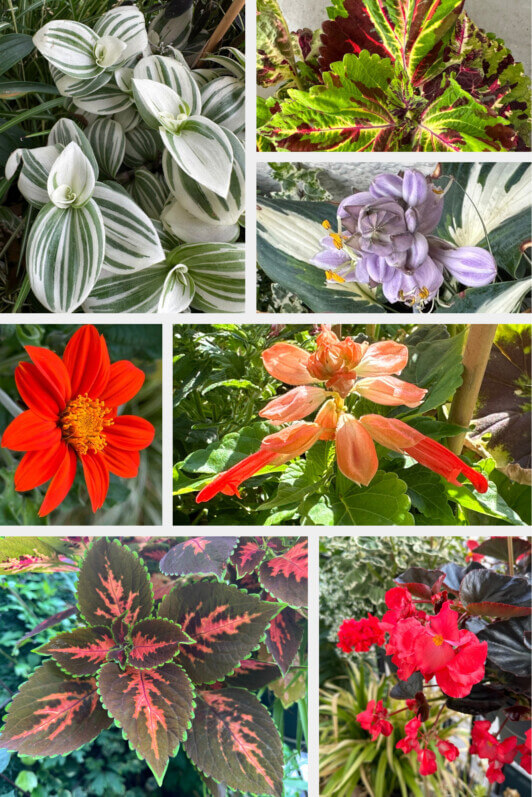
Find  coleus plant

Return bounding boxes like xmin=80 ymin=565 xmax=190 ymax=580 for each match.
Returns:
xmin=256 ymin=0 xmax=531 ymax=152
xmin=3 ymin=4 xmax=245 ymax=313
xmin=338 ymin=536 xmax=532 ymax=786
xmin=0 ymin=537 xmax=297 ymax=794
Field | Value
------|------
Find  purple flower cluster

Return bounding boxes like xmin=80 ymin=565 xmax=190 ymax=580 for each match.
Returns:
xmin=311 ymin=170 xmax=497 ymax=308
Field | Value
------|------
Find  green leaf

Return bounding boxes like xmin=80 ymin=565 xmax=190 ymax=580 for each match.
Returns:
xmin=0 ymin=536 xmax=73 ymax=574
xmin=435 ymin=279 xmax=532 ymax=314
xmin=411 ymin=77 xmax=511 ymax=152
xmin=0 ymin=34 xmax=34 ymax=76
xmin=306 ymin=470 xmax=413 ymax=525
xmin=27 ymin=199 xmax=105 ymax=312
xmin=77 ymin=538 xmax=153 ymax=627
xmin=398 ymin=465 xmax=456 ymax=523
xmin=86 ymin=118 xmax=125 ymax=179
xmin=97 ymin=662 xmax=194 ymax=787
xmin=0 ymin=79 xmax=59 ymax=99
xmin=257 ymin=196 xmax=384 ymax=312
xmin=167 ymin=242 xmax=245 ymax=313
xmin=158 ymin=581 xmax=279 ymax=683
xmin=181 ymin=421 xmax=275 ymax=474
xmin=445 ymin=472 xmax=526 ymax=525
xmin=256 ymin=0 xmax=303 ymax=88
xmin=185 ymin=688 xmax=283 ymax=797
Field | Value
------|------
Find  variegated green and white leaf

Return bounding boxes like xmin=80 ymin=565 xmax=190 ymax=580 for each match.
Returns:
xmin=27 ymin=199 xmax=104 ymax=312
xmin=114 ymin=67 xmax=134 ymax=93
xmin=158 ymin=264 xmax=195 ymax=312
xmin=130 ymin=168 xmax=168 ymax=219
xmin=162 ymin=197 xmax=240 ymax=243
xmin=50 ymin=64 xmax=111 ymax=98
xmin=93 ymin=181 xmax=164 ymax=273
xmin=167 ymin=242 xmax=245 ymax=312
xmin=85 ymin=265 xmax=169 ymax=312
xmin=47 ymin=142 xmax=95 ymax=208
xmin=200 ymin=75 xmax=244 ymax=134
xmin=114 ymin=105 xmax=139 ymax=133
xmin=6 ymin=145 xmax=61 ymax=207
xmin=131 ymin=78 xmax=188 ymax=130
xmin=47 ymin=118 xmax=99 ymax=178
xmin=94 ymin=6 xmax=148 ymax=65
xmin=72 ymin=82 xmax=133 ymax=115
xmin=148 ymin=8 xmax=193 ymax=50
xmin=204 ymin=50 xmax=245 ymax=79
xmin=86 ymin=118 xmax=125 ymax=178
xmin=134 ymin=55 xmax=201 ymax=115
xmin=33 ymin=21 xmax=101 ymax=79
xmin=191 ymin=68 xmax=223 ymax=87
xmin=162 ymin=129 xmax=244 ymax=225
xmin=160 ymin=116 xmax=233 ymax=197
xmin=124 ymin=125 xmax=161 ymax=167
xmin=152 ymin=219 xmax=181 ymax=251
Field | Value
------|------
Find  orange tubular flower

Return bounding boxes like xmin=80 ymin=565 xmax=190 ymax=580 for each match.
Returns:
xmin=196 ymin=326 xmax=488 ymax=503
xmin=1 ymin=326 xmax=155 ymax=516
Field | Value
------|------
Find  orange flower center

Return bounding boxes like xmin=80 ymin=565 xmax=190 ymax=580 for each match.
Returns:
xmin=433 ymin=634 xmax=444 ymax=647
xmin=60 ymin=394 xmax=113 ymax=455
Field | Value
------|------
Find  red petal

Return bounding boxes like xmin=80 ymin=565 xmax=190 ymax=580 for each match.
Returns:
xmin=62 ymin=325 xmax=110 ymax=398
xmin=101 ymin=445 xmax=140 ymax=478
xmin=25 ymin=345 xmax=71 ymax=407
xmin=81 ymin=451 xmax=110 ymax=512
xmin=15 ymin=363 xmax=63 ymax=420
xmin=196 ymin=450 xmax=277 ymax=503
xmin=15 ymin=442 xmax=67 ymax=491
xmin=2 ymin=411 xmax=60 ymax=451
xmin=38 ymin=446 xmax=77 ymax=517
xmin=99 ymin=361 xmax=145 ymax=408
xmin=104 ymin=416 xmax=155 ymax=451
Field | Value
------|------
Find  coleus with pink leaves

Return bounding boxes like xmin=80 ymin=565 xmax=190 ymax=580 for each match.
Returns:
xmin=338 ymin=537 xmax=532 ymax=786
xmin=0 ymin=537 xmax=303 ymax=795
xmin=257 ymin=0 xmax=531 ymax=152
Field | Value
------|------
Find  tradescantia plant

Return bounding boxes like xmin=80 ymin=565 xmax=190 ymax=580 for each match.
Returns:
xmin=0 ymin=537 xmax=298 ymax=794
xmin=257 ymin=0 xmax=531 ymax=152
xmin=2 ymin=4 xmax=245 ymax=313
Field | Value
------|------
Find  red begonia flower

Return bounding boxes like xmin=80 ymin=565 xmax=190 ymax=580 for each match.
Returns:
xmin=437 ymin=739 xmax=460 ymax=762
xmin=337 ymin=614 xmax=385 ymax=653
xmin=518 ymin=728 xmax=531 ymax=774
xmin=1 ymin=325 xmax=155 ymax=516
xmin=465 ymin=539 xmax=484 ymax=562
xmin=417 ymin=748 xmax=438 ymax=776
xmin=356 ymin=700 xmax=393 ymax=740
xmin=381 ymin=586 xmax=426 ymax=630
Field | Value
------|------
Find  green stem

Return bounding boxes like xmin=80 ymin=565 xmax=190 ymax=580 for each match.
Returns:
xmin=0 ymin=388 xmax=22 ymax=417
xmin=0 ymin=97 xmax=65 ymax=136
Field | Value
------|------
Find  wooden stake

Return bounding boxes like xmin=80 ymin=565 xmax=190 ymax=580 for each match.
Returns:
xmin=508 ymin=537 xmax=514 ymax=576
xmin=447 ymin=324 xmax=497 ymax=455
xmin=193 ymin=0 xmax=245 ymax=67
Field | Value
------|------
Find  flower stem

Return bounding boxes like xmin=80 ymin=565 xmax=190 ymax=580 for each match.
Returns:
xmin=508 ymin=538 xmax=515 ymax=576
xmin=447 ymin=324 xmax=498 ymax=455
xmin=0 ymin=387 xmax=22 ymax=418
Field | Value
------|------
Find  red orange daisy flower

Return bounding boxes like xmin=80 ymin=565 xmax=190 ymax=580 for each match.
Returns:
xmin=1 ymin=325 xmax=155 ymax=517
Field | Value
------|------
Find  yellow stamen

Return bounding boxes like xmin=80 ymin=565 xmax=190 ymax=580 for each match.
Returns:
xmin=329 ymin=232 xmax=344 ymax=250
xmin=325 ymin=270 xmax=346 ymax=284
xmin=322 ymin=219 xmax=331 ymax=230
xmin=60 ymin=394 xmax=113 ymax=455
xmin=418 ymin=286 xmax=430 ymax=300
xmin=433 ymin=634 xmax=444 ymax=647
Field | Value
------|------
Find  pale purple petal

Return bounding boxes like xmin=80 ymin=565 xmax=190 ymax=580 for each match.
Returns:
xmin=382 ymin=258 xmax=443 ymax=304
xmin=370 ymin=173 xmax=403 ymax=199
xmin=402 ymin=170 xmax=428 ymax=207
xmin=416 ymin=189 xmax=444 ymax=234
xmin=408 ymin=233 xmax=429 ymax=267
xmin=405 ymin=207 xmax=418 ymax=233
xmin=310 ymin=247 xmax=352 ymax=270
xmin=429 ymin=239 xmax=497 ymax=286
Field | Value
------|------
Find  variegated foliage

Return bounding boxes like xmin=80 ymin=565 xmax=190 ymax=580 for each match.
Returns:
xmin=4 ymin=5 xmax=245 ymax=313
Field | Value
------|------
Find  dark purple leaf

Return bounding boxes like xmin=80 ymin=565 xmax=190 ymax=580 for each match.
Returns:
xmin=460 ymin=570 xmax=532 ymax=618
xmin=394 ymin=568 xmax=445 ymax=599
xmin=476 ymin=617 xmax=531 ymax=677
xmin=160 ymin=537 xmax=238 ymax=579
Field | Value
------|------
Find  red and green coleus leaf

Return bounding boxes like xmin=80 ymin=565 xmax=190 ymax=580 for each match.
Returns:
xmin=410 ymin=76 xmax=517 ymax=152
xmin=0 ymin=661 xmax=111 ymax=756
xmin=0 ymin=537 xmax=78 ymax=574
xmin=160 ymin=537 xmax=238 ymax=579
xmin=266 ymin=607 xmax=304 ymax=675
xmin=256 ymin=0 xmax=305 ymax=88
xmin=231 ymin=538 xmax=267 ymax=578
xmin=127 ymin=619 xmax=195 ymax=669
xmin=459 ymin=569 xmax=532 ymax=618
xmin=158 ymin=581 xmax=281 ymax=684
xmin=185 ymin=688 xmax=283 ymax=797
xmin=223 ymin=659 xmax=281 ymax=690
xmin=77 ymin=538 xmax=153 ymax=628
xmin=17 ymin=606 xmax=77 ymax=647
xmin=35 ymin=626 xmax=116 ymax=677
xmin=260 ymin=538 xmax=308 ymax=608
xmin=97 ymin=662 xmax=195 ymax=787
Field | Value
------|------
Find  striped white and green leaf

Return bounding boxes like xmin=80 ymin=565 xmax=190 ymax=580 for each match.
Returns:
xmin=205 ymin=49 xmax=245 ymax=79
xmin=134 ymin=55 xmax=201 ymax=115
xmin=192 ymin=68 xmax=223 ymax=87
xmin=162 ymin=129 xmax=244 ymax=225
xmin=6 ymin=145 xmax=61 ymax=207
xmin=84 ymin=265 xmax=169 ymax=312
xmin=27 ymin=199 xmax=105 ymax=312
xmin=47 ymin=142 xmax=95 ymax=208
xmin=72 ymin=81 xmax=133 ymax=115
xmin=124 ymin=125 xmax=161 ymax=167
xmin=94 ymin=6 xmax=148 ymax=65
xmin=114 ymin=105 xmax=140 ymax=133
xmin=50 ymin=64 xmax=111 ymax=98
xmin=161 ymin=197 xmax=240 ymax=243
xmin=86 ymin=118 xmax=125 ymax=178
xmin=158 ymin=264 xmax=195 ymax=312
xmin=131 ymin=78 xmax=188 ymax=129
xmin=33 ymin=21 xmax=101 ymax=79
xmin=93 ymin=181 xmax=165 ymax=272
xmin=200 ymin=75 xmax=244 ymax=134
xmin=167 ymin=242 xmax=245 ymax=312
xmin=47 ymin=118 xmax=99 ymax=177
xmin=160 ymin=116 xmax=233 ymax=197
xmin=148 ymin=7 xmax=193 ymax=50
xmin=152 ymin=219 xmax=181 ymax=251
xmin=130 ymin=168 xmax=168 ymax=219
